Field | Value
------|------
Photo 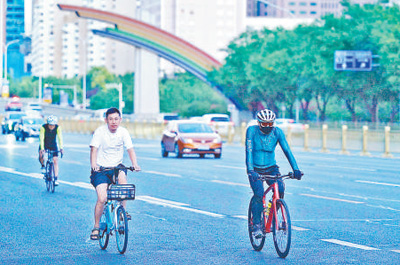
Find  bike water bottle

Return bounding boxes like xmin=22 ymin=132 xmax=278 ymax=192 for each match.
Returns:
xmin=266 ymin=200 xmax=272 ymax=215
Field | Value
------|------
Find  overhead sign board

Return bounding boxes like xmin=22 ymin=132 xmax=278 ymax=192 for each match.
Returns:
xmin=334 ymin=50 xmax=372 ymax=71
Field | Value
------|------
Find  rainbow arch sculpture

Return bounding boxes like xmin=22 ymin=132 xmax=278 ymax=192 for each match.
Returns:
xmin=58 ymin=4 xmax=222 ymax=83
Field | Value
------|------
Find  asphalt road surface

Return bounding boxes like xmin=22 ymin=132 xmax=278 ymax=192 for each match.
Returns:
xmin=0 ymin=132 xmax=399 ymax=264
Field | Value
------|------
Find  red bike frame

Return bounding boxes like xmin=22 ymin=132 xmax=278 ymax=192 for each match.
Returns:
xmin=262 ymin=181 xmax=285 ymax=233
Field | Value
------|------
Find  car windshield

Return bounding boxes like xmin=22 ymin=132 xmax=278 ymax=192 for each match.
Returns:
xmin=9 ymin=113 xmax=25 ymax=119
xmin=211 ymin=117 xmax=229 ymax=122
xmin=24 ymin=118 xmax=43 ymax=125
xmin=178 ymin=123 xmax=214 ymax=133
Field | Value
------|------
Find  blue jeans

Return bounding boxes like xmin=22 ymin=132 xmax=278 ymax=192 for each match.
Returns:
xmin=249 ymin=165 xmax=284 ymax=225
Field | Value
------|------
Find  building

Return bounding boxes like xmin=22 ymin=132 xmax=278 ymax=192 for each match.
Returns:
xmin=31 ymin=0 xmax=135 ymax=78
xmin=246 ymin=0 xmax=380 ymax=18
xmin=5 ymin=0 xmax=26 ymax=79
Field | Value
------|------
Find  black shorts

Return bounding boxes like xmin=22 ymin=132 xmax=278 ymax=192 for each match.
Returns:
xmin=38 ymin=147 xmax=59 ymax=157
xmin=90 ymin=165 xmax=127 ymax=188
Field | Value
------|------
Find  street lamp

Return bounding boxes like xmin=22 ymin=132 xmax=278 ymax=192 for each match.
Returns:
xmin=4 ymin=39 xmax=20 ymax=82
xmin=255 ymin=0 xmax=295 ymax=18
xmin=2 ymin=39 xmax=21 ymax=97
xmin=105 ymin=83 xmax=123 ymax=114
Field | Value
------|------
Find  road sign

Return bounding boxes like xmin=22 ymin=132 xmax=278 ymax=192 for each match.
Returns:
xmin=334 ymin=50 xmax=372 ymax=71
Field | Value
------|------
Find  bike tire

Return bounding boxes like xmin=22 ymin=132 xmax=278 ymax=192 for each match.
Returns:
xmin=248 ymin=196 xmax=266 ymax=251
xmin=45 ymin=161 xmax=51 ymax=192
xmin=99 ymin=210 xmax=109 ymax=250
xmin=49 ymin=163 xmax=55 ymax=193
xmin=116 ymin=206 xmax=129 ymax=254
xmin=272 ymin=199 xmax=291 ymax=258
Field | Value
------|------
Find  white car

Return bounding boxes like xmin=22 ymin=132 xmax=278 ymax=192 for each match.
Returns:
xmin=201 ymin=114 xmax=235 ymax=136
xmin=275 ymin=118 xmax=305 ymax=133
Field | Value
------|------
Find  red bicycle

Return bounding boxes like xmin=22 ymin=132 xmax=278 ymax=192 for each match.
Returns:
xmin=248 ymin=172 xmax=299 ymax=258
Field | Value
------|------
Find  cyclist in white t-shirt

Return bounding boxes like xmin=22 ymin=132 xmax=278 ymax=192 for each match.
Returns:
xmin=89 ymin=107 xmax=141 ymax=240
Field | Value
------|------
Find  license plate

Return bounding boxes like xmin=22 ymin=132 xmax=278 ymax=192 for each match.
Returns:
xmin=198 ymin=145 xmax=210 ymax=150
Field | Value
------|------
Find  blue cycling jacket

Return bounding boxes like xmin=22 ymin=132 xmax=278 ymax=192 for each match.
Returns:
xmin=245 ymin=125 xmax=299 ymax=172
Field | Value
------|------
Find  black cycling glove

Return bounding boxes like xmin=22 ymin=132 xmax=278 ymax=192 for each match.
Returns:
xmin=294 ymin=170 xmax=302 ymax=180
xmin=248 ymin=170 xmax=259 ymax=182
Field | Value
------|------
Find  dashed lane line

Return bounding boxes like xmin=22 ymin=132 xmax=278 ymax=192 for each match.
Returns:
xmin=391 ymin=250 xmax=400 ymax=254
xmin=356 ymin=180 xmax=400 ymax=188
xmin=321 ymin=239 xmax=379 ymax=251
xmin=142 ymin=170 xmax=181 ymax=178
xmin=300 ymin=194 xmax=365 ymax=204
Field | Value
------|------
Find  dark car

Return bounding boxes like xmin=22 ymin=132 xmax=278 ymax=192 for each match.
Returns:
xmin=14 ymin=117 xmax=44 ymax=141
xmin=161 ymin=120 xmax=222 ymax=158
xmin=1 ymin=111 xmax=27 ymax=134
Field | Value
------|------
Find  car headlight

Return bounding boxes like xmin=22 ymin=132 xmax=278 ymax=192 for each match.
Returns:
xmin=213 ymin=137 xmax=221 ymax=144
xmin=182 ymin=138 xmax=193 ymax=144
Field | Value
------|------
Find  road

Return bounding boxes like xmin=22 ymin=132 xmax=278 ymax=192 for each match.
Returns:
xmin=0 ymin=132 xmax=399 ymax=264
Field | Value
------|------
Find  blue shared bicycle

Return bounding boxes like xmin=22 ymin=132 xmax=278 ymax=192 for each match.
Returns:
xmin=98 ymin=165 xmax=136 ymax=254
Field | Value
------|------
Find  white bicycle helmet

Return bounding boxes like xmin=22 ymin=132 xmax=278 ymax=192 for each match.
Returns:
xmin=47 ymin=115 xmax=58 ymax=125
xmin=256 ymin=109 xmax=276 ymax=123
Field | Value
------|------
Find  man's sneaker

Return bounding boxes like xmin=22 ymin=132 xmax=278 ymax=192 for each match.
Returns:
xmin=41 ymin=166 xmax=46 ymax=174
xmin=55 ymin=177 xmax=59 ymax=186
xmin=253 ymin=224 xmax=263 ymax=239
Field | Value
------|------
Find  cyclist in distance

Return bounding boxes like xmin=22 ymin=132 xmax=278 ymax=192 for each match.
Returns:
xmin=39 ymin=115 xmax=64 ymax=186
xmin=246 ymin=109 xmax=302 ymax=238
xmin=89 ymin=107 xmax=141 ymax=240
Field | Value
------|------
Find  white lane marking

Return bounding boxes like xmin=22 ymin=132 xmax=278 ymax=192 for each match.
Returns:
xmin=296 ymin=218 xmax=394 ymax=222
xmin=356 ymin=180 xmax=400 ymax=188
xmin=365 ymin=204 xmax=400 ymax=212
xmin=300 ymin=194 xmax=365 ymax=204
xmin=391 ymin=250 xmax=400 ymax=253
xmin=0 ymin=145 xmax=27 ymax=149
xmin=232 ymin=215 xmax=309 ymax=231
xmin=321 ymin=239 xmax=379 ymax=250
xmin=136 ymin=195 xmax=224 ymax=218
xmin=59 ymin=181 xmax=94 ymax=190
xmin=140 ymin=157 xmax=160 ymax=161
xmin=232 ymin=215 xmax=247 ymax=220
xmin=320 ymin=165 xmax=376 ymax=172
xmin=211 ymin=180 xmax=248 ymax=187
xmin=214 ymin=165 xmax=246 ymax=170
xmin=137 ymin=195 xmax=189 ymax=207
xmin=142 ymin=170 xmax=181 ymax=178
xmin=292 ymin=226 xmax=310 ymax=231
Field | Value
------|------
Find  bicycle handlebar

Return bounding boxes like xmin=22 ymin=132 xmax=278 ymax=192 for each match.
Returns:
xmin=45 ymin=149 xmax=63 ymax=158
xmin=257 ymin=172 xmax=303 ymax=181
xmin=97 ymin=165 xmax=136 ymax=172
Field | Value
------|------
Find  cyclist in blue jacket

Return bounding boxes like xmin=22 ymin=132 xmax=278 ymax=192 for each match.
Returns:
xmin=246 ymin=109 xmax=302 ymax=238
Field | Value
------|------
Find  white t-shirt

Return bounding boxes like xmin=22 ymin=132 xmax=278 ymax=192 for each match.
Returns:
xmin=90 ymin=125 xmax=134 ymax=167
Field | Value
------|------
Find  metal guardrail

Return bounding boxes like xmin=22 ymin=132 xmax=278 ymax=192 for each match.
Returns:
xmin=57 ymin=119 xmax=400 ymax=157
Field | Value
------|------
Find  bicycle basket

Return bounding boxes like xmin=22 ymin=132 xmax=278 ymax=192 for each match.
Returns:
xmin=107 ymin=184 xmax=136 ymax=201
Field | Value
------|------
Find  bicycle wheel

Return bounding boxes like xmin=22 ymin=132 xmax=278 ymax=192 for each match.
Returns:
xmin=116 ymin=206 xmax=128 ymax=254
xmin=99 ymin=209 xmax=109 ymax=250
xmin=272 ymin=199 xmax=291 ymax=258
xmin=49 ymin=163 xmax=55 ymax=193
xmin=248 ymin=196 xmax=265 ymax=251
